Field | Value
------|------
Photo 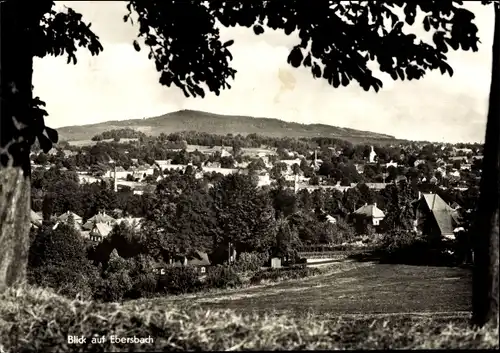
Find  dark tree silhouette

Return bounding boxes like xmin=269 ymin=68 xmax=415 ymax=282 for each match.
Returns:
xmin=471 ymin=2 xmax=499 ymax=328
xmin=0 ymin=0 xmax=498 ymax=327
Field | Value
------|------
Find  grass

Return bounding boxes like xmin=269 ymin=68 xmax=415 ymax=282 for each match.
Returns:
xmin=141 ymin=262 xmax=472 ymax=316
xmin=0 ymin=285 xmax=497 ymax=351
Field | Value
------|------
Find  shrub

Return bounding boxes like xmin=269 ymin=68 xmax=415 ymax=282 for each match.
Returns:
xmin=233 ymin=252 xmax=268 ymax=273
xmin=250 ymin=267 xmax=321 ymax=285
xmin=92 ymin=251 xmax=136 ymax=302
xmin=126 ymin=272 xmax=158 ymax=300
xmin=27 ymin=223 xmax=101 ymax=300
xmin=157 ymin=267 xmax=202 ymax=295
xmin=376 ymin=229 xmax=454 ymax=266
xmin=205 ymin=265 xmax=242 ymax=289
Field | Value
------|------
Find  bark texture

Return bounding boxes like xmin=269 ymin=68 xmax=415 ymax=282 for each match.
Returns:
xmin=0 ymin=168 xmax=30 ymax=291
xmin=0 ymin=3 xmax=34 ymax=292
xmin=471 ymin=4 xmax=500 ymax=328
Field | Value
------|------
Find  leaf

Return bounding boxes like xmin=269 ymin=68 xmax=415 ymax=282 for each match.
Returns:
xmin=341 ymin=72 xmax=349 ymax=87
xmin=439 ymin=62 xmax=454 ymax=77
xmin=38 ymin=134 xmax=53 ymax=154
xmin=45 ymin=127 xmax=59 ymax=144
xmin=312 ymin=64 xmax=321 ymax=78
xmin=223 ymin=40 xmax=234 ymax=47
xmin=423 ymin=17 xmax=430 ymax=32
xmin=253 ymin=25 xmax=264 ymax=35
xmin=303 ymin=54 xmax=312 ymax=67
xmin=287 ymin=47 xmax=304 ymax=68
xmin=332 ymin=72 xmax=340 ymax=88
xmin=133 ymin=40 xmax=141 ymax=52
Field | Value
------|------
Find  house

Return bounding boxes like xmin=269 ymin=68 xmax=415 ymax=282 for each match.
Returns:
xmin=386 ymin=160 xmax=398 ymax=168
xmin=413 ymin=192 xmax=462 ymax=240
xmin=220 ymin=148 xmax=232 ymax=158
xmin=365 ymin=182 xmax=389 ymax=191
xmin=155 ymin=251 xmax=211 ymax=275
xmin=82 ymin=211 xmax=116 ymax=230
xmin=57 ymin=211 xmax=83 ymax=226
xmin=352 ymin=203 xmax=385 ymax=227
xmin=89 ymin=222 xmax=113 ymax=242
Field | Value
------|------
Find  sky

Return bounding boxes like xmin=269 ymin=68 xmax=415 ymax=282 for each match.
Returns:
xmin=33 ymin=1 xmax=495 ymax=143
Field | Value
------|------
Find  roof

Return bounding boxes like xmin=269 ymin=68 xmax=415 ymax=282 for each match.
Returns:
xmin=90 ymin=222 xmax=113 ymax=237
xmin=173 ymin=251 xmax=211 ymax=267
xmin=30 ymin=210 xmax=43 ymax=227
xmin=83 ymin=213 xmax=116 ymax=230
xmin=421 ymin=193 xmax=461 ymax=235
xmin=57 ymin=211 xmax=82 ymax=223
xmin=354 ymin=204 xmax=385 ymax=218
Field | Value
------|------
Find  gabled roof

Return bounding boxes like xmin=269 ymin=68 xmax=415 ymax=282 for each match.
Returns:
xmin=90 ymin=222 xmax=113 ymax=237
xmin=57 ymin=211 xmax=83 ymax=223
xmin=354 ymin=204 xmax=385 ymax=218
xmin=421 ymin=193 xmax=461 ymax=235
xmin=173 ymin=251 xmax=211 ymax=267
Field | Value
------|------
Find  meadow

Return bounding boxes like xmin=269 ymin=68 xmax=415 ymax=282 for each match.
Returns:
xmin=131 ymin=261 xmax=472 ymax=316
xmin=1 ymin=260 xmax=497 ymax=351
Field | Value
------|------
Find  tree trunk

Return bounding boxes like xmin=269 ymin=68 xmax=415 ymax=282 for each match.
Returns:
xmin=0 ymin=3 xmax=34 ymax=292
xmin=471 ymin=4 xmax=500 ymax=328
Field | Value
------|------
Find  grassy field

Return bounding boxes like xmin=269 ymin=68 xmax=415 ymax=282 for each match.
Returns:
xmin=1 ymin=262 xmax=496 ymax=351
xmin=138 ymin=261 xmax=472 ymax=316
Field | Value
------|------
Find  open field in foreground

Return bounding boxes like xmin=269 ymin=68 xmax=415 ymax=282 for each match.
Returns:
xmin=0 ymin=262 xmax=496 ymax=351
xmin=138 ymin=261 xmax=473 ymax=316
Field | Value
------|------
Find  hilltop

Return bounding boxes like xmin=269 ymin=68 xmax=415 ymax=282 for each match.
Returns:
xmin=57 ymin=109 xmax=398 ymax=144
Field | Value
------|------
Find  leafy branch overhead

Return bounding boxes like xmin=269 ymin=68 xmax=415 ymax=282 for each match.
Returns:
xmin=15 ymin=1 xmax=105 ymax=157
xmin=125 ymin=0 xmax=483 ymax=98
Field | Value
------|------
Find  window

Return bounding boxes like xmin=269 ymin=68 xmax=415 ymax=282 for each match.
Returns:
xmin=200 ymin=267 xmax=206 ymax=274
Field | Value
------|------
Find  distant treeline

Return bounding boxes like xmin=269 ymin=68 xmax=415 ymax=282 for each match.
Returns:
xmin=91 ymin=128 xmax=148 ymax=141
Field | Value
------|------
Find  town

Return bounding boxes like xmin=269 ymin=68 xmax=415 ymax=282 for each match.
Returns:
xmin=1 ymin=1 xmax=498 ymax=350
xmin=26 ymin=127 xmax=482 ymax=303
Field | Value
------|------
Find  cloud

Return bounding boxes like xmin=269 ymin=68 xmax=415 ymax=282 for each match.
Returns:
xmin=33 ymin=1 xmax=494 ymax=143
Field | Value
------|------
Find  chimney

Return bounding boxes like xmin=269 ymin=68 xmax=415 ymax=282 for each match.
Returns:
xmin=374 ymin=202 xmax=377 ymax=207
xmin=418 ymin=191 xmax=422 ymax=199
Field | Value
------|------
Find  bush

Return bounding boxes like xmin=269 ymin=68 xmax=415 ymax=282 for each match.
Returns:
xmin=157 ymin=267 xmax=202 ymax=295
xmin=205 ymin=265 xmax=242 ymax=289
xmin=125 ymin=272 xmax=158 ymax=300
xmin=250 ymin=267 xmax=321 ymax=285
xmin=375 ymin=229 xmax=454 ymax=266
xmin=232 ymin=252 xmax=268 ymax=273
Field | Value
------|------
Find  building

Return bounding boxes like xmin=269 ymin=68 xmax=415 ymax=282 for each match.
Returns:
xmin=82 ymin=211 xmax=116 ymax=230
xmin=413 ymin=192 xmax=462 ymax=240
xmin=57 ymin=211 xmax=83 ymax=227
xmin=369 ymin=146 xmax=377 ymax=163
xmin=89 ymin=222 xmax=113 ymax=242
xmin=352 ymin=203 xmax=386 ymax=228
xmin=155 ymin=251 xmax=211 ymax=276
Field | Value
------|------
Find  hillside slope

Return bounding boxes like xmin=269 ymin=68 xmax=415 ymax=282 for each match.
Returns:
xmin=57 ymin=109 xmax=396 ymax=143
